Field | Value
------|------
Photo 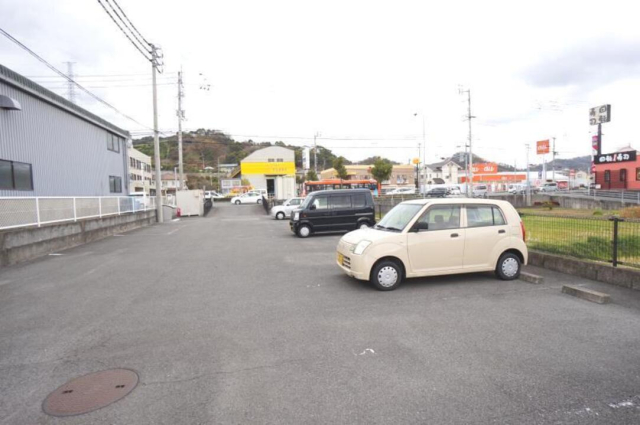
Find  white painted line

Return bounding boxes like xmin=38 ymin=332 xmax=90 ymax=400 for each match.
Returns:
xmin=172 ymin=218 xmax=181 ymax=222
xmin=167 ymin=226 xmax=186 ymax=235
xmin=48 ymin=253 xmax=64 ymax=256
xmin=113 ymin=234 xmax=127 ymax=237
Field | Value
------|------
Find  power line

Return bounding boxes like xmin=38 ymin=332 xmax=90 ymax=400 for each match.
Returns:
xmin=0 ymin=26 xmax=167 ymax=135
xmin=26 ymin=73 xmax=176 ymax=78
xmin=109 ymin=0 xmax=152 ymax=47
xmin=96 ymin=0 xmax=151 ymax=61
xmin=105 ymin=0 xmax=149 ymax=50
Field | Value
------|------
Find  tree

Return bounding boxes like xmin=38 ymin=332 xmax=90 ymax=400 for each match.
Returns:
xmin=333 ymin=157 xmax=349 ymax=180
xmin=370 ymin=158 xmax=393 ymax=185
xmin=357 ymin=156 xmax=398 ymax=166
xmin=306 ymin=170 xmax=318 ymax=181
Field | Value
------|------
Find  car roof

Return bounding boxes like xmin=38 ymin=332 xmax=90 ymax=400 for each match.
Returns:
xmin=402 ymin=198 xmax=513 ymax=207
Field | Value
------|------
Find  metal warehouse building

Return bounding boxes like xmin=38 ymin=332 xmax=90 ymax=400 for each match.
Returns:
xmin=0 ymin=64 xmax=129 ymax=197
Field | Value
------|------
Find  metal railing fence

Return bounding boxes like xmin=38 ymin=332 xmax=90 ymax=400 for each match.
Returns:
xmin=0 ymin=196 xmax=157 ymax=231
xmin=521 ymin=213 xmax=640 ymax=268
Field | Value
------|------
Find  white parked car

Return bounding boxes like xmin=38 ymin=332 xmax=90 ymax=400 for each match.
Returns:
xmin=473 ymin=185 xmax=488 ymax=197
xmin=447 ymin=187 xmax=462 ymax=196
xmin=387 ymin=187 xmax=417 ymax=195
xmin=270 ymin=197 xmax=305 ymax=220
xmin=204 ymin=190 xmax=225 ymax=200
xmin=336 ymin=198 xmax=527 ymax=291
xmin=539 ymin=182 xmax=558 ymax=192
xmin=231 ymin=192 xmax=263 ymax=205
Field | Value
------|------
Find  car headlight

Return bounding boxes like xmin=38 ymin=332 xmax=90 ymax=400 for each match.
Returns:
xmin=293 ymin=212 xmax=300 ymax=221
xmin=352 ymin=240 xmax=372 ymax=255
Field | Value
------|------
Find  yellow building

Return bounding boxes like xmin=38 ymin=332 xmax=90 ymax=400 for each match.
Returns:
xmin=240 ymin=146 xmax=296 ymax=199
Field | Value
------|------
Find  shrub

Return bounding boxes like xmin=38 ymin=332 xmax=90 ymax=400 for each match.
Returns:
xmin=593 ymin=210 xmax=603 ymax=216
xmin=541 ymin=201 xmax=555 ymax=210
xmin=620 ymin=206 xmax=640 ymax=219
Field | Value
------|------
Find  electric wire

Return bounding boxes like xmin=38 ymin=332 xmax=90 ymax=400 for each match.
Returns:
xmin=105 ymin=0 xmax=149 ymax=51
xmin=96 ymin=0 xmax=151 ymax=61
xmin=0 ymin=26 xmax=168 ymax=136
xmin=109 ymin=0 xmax=152 ymax=47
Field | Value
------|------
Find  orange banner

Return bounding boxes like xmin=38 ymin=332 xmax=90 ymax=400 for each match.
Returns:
xmin=472 ymin=163 xmax=498 ymax=174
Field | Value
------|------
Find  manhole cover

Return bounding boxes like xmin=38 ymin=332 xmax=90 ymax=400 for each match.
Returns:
xmin=43 ymin=369 xmax=138 ymax=417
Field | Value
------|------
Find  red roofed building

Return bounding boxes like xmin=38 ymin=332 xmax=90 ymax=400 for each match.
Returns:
xmin=593 ymin=146 xmax=640 ymax=190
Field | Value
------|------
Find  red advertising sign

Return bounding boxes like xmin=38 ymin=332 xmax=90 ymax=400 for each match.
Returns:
xmin=537 ymin=140 xmax=550 ymax=155
xmin=592 ymin=135 xmax=600 ymax=156
xmin=569 ymin=169 xmax=576 ymax=178
xmin=471 ymin=162 xmax=497 ymax=174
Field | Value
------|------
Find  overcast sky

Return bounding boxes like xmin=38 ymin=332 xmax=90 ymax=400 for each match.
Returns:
xmin=1 ymin=0 xmax=639 ymax=167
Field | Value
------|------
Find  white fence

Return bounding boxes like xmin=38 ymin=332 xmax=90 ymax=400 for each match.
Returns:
xmin=0 ymin=196 xmax=158 ymax=231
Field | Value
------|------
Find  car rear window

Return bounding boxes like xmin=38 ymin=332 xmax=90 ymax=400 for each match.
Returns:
xmin=353 ymin=194 xmax=366 ymax=208
xmin=467 ymin=205 xmax=506 ymax=227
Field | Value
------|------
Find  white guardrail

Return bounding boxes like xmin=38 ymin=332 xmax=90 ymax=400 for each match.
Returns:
xmin=0 ymin=196 xmax=162 ymax=231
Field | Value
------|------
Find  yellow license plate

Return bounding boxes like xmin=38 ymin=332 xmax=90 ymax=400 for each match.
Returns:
xmin=337 ymin=253 xmax=344 ymax=265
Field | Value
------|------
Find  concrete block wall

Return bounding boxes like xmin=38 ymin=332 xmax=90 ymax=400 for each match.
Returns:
xmin=0 ymin=210 xmax=156 ymax=268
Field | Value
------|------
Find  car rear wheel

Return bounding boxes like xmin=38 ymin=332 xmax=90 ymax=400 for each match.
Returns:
xmin=496 ymin=253 xmax=521 ymax=280
xmin=257 ymin=199 xmax=262 ymax=204
xmin=370 ymin=260 xmax=403 ymax=291
xmin=359 ymin=222 xmax=370 ymax=229
xmin=234 ymin=200 xmax=241 ymax=205
xmin=297 ymin=224 xmax=311 ymax=238
xmin=276 ymin=212 xmax=285 ymax=220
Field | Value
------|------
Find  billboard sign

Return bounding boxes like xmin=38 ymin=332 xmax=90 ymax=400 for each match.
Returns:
xmin=471 ymin=162 xmax=497 ymax=174
xmin=594 ymin=151 xmax=637 ymax=165
xmin=589 ymin=104 xmax=611 ymax=125
xmin=591 ymin=135 xmax=600 ymax=156
xmin=536 ymin=140 xmax=550 ymax=155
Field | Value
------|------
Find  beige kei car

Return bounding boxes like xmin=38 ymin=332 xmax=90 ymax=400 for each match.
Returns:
xmin=336 ymin=198 xmax=527 ymax=290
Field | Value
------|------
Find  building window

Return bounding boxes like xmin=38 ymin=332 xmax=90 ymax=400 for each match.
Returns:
xmin=276 ymin=158 xmax=283 ymax=162
xmin=109 ymin=176 xmax=122 ymax=193
xmin=130 ymin=157 xmax=135 ymax=167
xmin=268 ymin=158 xmax=275 ymax=163
xmin=107 ymin=134 xmax=120 ymax=153
xmin=604 ymin=170 xmax=610 ymax=182
xmin=0 ymin=159 xmax=34 ymax=191
xmin=620 ymin=169 xmax=627 ymax=182
xmin=636 ymin=167 xmax=640 ymax=181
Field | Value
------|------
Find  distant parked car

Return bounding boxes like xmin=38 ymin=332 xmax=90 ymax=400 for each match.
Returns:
xmin=473 ymin=185 xmax=488 ymax=197
xmin=508 ymin=184 xmax=526 ymax=194
xmin=426 ymin=187 xmax=447 ymax=198
xmin=204 ymin=190 xmax=225 ymax=200
xmin=231 ymin=192 xmax=263 ymax=205
xmin=447 ymin=187 xmax=462 ymax=196
xmin=271 ymin=197 xmax=305 ymax=220
xmin=539 ymin=182 xmax=558 ymax=193
xmin=387 ymin=187 xmax=416 ymax=195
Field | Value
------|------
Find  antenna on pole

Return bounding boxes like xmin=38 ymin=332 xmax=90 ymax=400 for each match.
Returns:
xmin=458 ymin=86 xmax=475 ymax=196
xmin=64 ymin=61 xmax=76 ymax=103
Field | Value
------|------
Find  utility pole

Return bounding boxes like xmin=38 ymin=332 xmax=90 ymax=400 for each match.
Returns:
xmin=64 ymin=61 xmax=76 ymax=103
xmin=417 ymin=143 xmax=421 ymax=192
xmin=459 ymin=87 xmax=474 ymax=196
xmin=313 ymin=132 xmax=320 ymax=174
xmin=177 ymin=70 xmax=185 ymax=190
xmin=422 ymin=115 xmax=426 ymax=195
xmin=151 ymin=44 xmax=163 ymax=222
xmin=551 ymin=136 xmax=556 ymax=181
xmin=525 ymin=143 xmax=531 ymax=206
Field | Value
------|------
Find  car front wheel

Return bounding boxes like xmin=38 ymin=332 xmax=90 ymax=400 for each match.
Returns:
xmin=234 ymin=200 xmax=241 ymax=205
xmin=276 ymin=212 xmax=285 ymax=220
xmin=297 ymin=224 xmax=311 ymax=238
xmin=359 ymin=222 xmax=370 ymax=229
xmin=370 ymin=260 xmax=403 ymax=291
xmin=496 ymin=253 xmax=521 ymax=280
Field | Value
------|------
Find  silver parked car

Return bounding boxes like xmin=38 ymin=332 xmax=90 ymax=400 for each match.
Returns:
xmin=270 ymin=197 xmax=305 ymax=220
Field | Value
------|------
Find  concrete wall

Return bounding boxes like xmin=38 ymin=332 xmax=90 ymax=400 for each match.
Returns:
xmin=498 ymin=194 xmax=626 ymax=210
xmin=529 ymin=251 xmax=640 ymax=290
xmin=0 ymin=210 xmax=155 ymax=268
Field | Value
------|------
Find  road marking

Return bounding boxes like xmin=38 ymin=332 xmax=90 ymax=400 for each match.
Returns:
xmin=48 ymin=253 xmax=64 ymax=256
xmin=353 ymin=348 xmax=376 ymax=356
xmin=167 ymin=226 xmax=187 ymax=235
xmin=113 ymin=234 xmax=127 ymax=237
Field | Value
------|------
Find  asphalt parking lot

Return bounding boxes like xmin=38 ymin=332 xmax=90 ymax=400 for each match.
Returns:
xmin=1 ymin=203 xmax=640 ymax=424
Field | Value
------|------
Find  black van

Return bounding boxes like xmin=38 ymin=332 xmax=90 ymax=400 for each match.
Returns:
xmin=289 ymin=189 xmax=376 ymax=238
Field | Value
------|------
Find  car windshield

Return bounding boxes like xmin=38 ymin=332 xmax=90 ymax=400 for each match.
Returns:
xmin=300 ymin=196 xmax=315 ymax=209
xmin=375 ymin=203 xmax=424 ymax=231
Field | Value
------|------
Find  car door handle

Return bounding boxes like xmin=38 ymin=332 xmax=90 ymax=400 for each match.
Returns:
xmin=450 ymin=233 xmax=459 ymax=238
xmin=498 ymin=229 xmax=506 ymax=234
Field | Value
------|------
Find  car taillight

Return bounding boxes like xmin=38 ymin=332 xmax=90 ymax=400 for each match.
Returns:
xmin=520 ymin=220 xmax=526 ymax=242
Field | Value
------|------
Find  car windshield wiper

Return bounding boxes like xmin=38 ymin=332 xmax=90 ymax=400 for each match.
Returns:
xmin=385 ymin=226 xmax=403 ymax=232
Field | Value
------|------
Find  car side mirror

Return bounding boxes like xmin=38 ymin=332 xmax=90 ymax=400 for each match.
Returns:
xmin=309 ymin=204 xmax=317 ymax=210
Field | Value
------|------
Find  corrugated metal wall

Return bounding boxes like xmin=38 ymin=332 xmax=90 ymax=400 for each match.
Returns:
xmin=0 ymin=78 xmax=129 ymax=197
